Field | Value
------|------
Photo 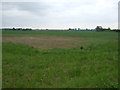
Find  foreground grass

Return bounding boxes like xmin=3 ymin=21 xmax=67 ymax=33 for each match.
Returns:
xmin=0 ymin=42 xmax=2 ymax=89
xmin=3 ymin=41 xmax=118 ymax=88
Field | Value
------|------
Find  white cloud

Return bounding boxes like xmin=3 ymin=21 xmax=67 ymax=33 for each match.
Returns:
xmin=1 ymin=0 xmax=119 ymax=29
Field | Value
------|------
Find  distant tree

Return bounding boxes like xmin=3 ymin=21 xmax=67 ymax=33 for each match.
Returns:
xmin=69 ymin=28 xmax=72 ymax=30
xmin=78 ymin=28 xmax=80 ymax=30
xmin=107 ymin=27 xmax=111 ymax=31
xmin=26 ymin=28 xmax=32 ymax=31
xmin=95 ymin=26 xmax=103 ymax=31
xmin=74 ymin=28 xmax=77 ymax=30
xmin=17 ymin=28 xmax=22 ymax=31
xmin=69 ymin=28 xmax=74 ymax=30
xmin=86 ymin=28 xmax=89 ymax=31
xmin=102 ymin=27 xmax=111 ymax=31
xmin=12 ymin=27 xmax=16 ymax=30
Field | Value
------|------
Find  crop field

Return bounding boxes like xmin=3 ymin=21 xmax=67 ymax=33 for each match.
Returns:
xmin=2 ymin=30 xmax=118 ymax=88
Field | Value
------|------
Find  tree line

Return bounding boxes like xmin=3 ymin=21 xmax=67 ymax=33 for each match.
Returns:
xmin=2 ymin=26 xmax=120 ymax=32
xmin=2 ymin=28 xmax=32 ymax=31
xmin=95 ymin=26 xmax=120 ymax=32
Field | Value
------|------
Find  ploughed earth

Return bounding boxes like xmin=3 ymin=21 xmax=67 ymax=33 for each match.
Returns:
xmin=2 ymin=36 xmax=83 ymax=49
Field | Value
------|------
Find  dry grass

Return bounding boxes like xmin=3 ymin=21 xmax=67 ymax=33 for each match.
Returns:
xmin=3 ymin=36 xmax=83 ymax=49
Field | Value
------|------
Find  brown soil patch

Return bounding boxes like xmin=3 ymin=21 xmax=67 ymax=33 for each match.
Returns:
xmin=2 ymin=36 xmax=83 ymax=49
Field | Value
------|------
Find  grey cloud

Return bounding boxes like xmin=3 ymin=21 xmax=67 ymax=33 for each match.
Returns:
xmin=2 ymin=2 xmax=51 ymax=16
xmin=1 ymin=0 xmax=119 ymax=29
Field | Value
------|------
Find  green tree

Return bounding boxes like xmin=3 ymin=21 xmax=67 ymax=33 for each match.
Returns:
xmin=95 ymin=26 xmax=103 ymax=31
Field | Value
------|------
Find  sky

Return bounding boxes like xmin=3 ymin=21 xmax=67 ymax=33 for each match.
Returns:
xmin=1 ymin=0 xmax=119 ymax=29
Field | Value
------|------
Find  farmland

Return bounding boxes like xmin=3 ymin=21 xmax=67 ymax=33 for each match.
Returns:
xmin=2 ymin=30 xmax=118 ymax=88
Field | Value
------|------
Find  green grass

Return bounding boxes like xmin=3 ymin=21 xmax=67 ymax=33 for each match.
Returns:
xmin=0 ymin=30 xmax=2 ymax=89
xmin=2 ymin=30 xmax=118 ymax=40
xmin=2 ymin=30 xmax=118 ymax=88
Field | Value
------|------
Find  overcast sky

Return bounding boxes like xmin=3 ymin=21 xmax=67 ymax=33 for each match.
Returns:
xmin=1 ymin=0 xmax=119 ymax=29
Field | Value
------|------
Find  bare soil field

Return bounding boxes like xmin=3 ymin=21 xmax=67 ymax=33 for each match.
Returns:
xmin=2 ymin=36 xmax=83 ymax=49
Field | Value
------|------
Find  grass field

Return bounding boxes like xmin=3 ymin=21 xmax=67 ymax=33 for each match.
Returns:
xmin=2 ymin=30 xmax=118 ymax=88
